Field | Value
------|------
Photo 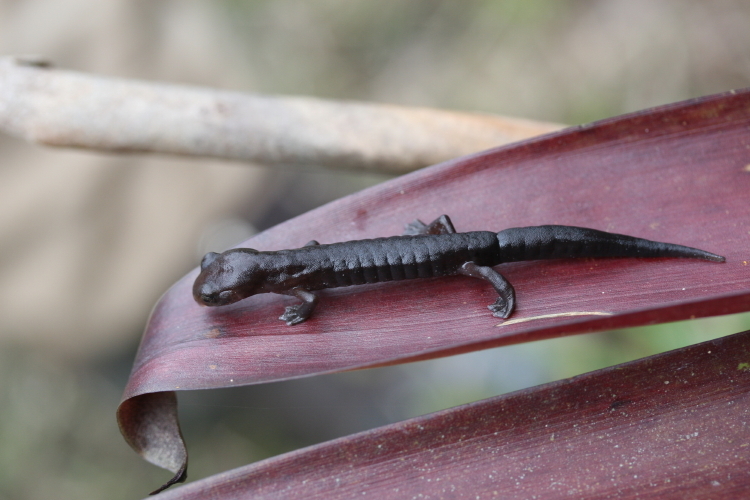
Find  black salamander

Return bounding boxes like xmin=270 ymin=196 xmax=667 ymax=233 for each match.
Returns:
xmin=193 ymin=215 xmax=725 ymax=325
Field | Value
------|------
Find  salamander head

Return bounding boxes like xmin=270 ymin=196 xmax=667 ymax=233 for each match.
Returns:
xmin=193 ymin=249 xmax=263 ymax=307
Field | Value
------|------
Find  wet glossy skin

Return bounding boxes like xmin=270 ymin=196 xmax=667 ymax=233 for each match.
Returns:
xmin=193 ymin=215 xmax=724 ymax=325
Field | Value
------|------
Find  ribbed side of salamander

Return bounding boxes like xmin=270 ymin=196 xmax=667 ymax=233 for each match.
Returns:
xmin=269 ymin=231 xmax=500 ymax=290
xmin=496 ymin=226 xmax=725 ymax=263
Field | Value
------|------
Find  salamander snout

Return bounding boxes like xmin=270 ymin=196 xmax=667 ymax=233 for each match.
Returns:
xmin=193 ymin=248 xmax=263 ymax=307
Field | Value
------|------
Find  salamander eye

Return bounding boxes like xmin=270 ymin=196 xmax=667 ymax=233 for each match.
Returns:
xmin=201 ymin=252 xmax=220 ymax=270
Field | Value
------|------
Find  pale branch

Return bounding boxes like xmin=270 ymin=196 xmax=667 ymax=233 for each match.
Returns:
xmin=0 ymin=56 xmax=564 ymax=173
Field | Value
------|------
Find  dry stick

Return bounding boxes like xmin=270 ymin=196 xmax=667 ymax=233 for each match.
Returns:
xmin=0 ymin=56 xmax=564 ymax=173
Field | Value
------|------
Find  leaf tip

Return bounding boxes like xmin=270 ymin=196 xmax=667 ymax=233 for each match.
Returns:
xmin=149 ymin=463 xmax=188 ymax=495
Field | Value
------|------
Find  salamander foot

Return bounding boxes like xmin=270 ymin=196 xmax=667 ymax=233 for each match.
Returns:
xmin=279 ymin=288 xmax=319 ymax=326
xmin=488 ymin=297 xmax=513 ymax=319
xmin=279 ymin=306 xmax=310 ymax=326
xmin=404 ymin=214 xmax=456 ymax=235
xmin=458 ymin=262 xmax=516 ymax=319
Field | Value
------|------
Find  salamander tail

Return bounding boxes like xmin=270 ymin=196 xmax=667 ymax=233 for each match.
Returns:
xmin=496 ymin=226 xmax=725 ymax=263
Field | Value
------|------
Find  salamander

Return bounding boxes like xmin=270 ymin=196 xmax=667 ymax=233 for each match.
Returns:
xmin=193 ymin=215 xmax=725 ymax=325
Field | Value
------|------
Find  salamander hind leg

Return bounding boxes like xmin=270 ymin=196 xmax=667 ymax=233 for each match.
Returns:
xmin=403 ymin=214 xmax=456 ymax=235
xmin=279 ymin=288 xmax=319 ymax=325
xmin=458 ymin=262 xmax=516 ymax=319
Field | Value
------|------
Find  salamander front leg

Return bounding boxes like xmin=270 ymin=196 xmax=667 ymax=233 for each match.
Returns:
xmin=458 ymin=262 xmax=516 ymax=319
xmin=279 ymin=288 xmax=319 ymax=325
xmin=404 ymin=214 xmax=456 ymax=235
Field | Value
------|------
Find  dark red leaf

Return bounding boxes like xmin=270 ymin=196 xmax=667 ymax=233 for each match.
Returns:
xmin=152 ymin=329 xmax=750 ymax=499
xmin=119 ymin=89 xmax=750 ymax=488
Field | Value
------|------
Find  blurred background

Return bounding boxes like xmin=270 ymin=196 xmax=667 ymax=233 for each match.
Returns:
xmin=2 ymin=1 xmax=750 ymax=498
